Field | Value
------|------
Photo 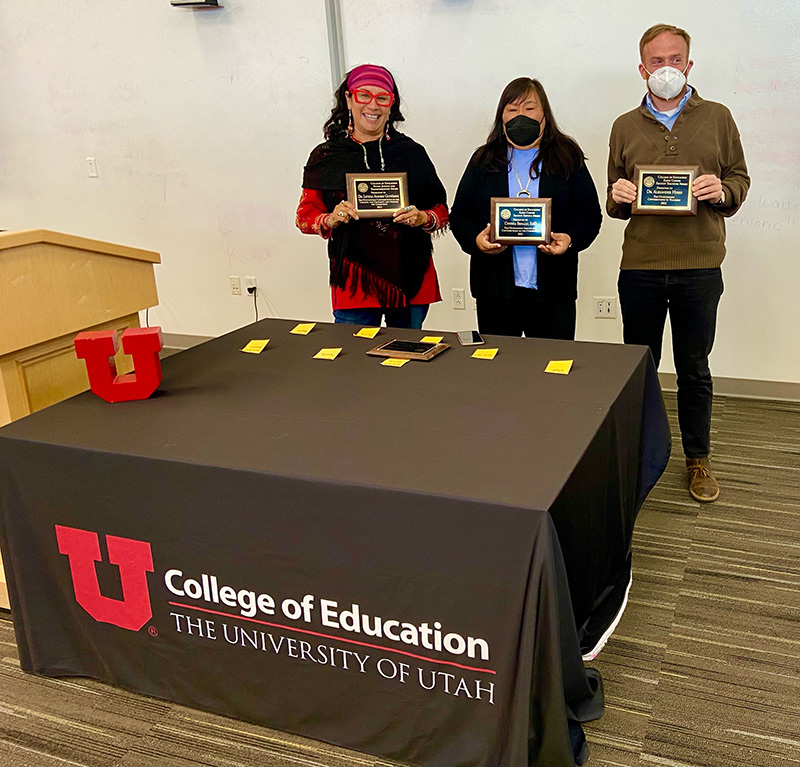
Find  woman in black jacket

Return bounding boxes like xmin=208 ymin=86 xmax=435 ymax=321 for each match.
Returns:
xmin=450 ymin=77 xmax=602 ymax=339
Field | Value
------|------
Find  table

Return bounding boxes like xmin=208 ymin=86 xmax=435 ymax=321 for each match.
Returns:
xmin=0 ymin=319 xmax=670 ymax=767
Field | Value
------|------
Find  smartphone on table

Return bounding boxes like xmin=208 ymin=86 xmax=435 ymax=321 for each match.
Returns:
xmin=457 ymin=330 xmax=484 ymax=346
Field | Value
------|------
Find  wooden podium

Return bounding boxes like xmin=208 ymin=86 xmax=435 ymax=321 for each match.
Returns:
xmin=0 ymin=229 xmax=161 ymax=609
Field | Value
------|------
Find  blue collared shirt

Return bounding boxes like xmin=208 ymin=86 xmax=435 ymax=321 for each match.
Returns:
xmin=644 ymin=86 xmax=693 ymax=131
xmin=507 ymin=146 xmax=540 ymax=290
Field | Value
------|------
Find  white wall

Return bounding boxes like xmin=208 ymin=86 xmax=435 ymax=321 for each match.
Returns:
xmin=2 ymin=0 xmax=798 ymax=384
xmin=1 ymin=1 xmax=334 ymax=331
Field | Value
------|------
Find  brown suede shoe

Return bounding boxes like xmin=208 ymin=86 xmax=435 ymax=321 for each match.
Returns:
xmin=686 ymin=457 xmax=720 ymax=502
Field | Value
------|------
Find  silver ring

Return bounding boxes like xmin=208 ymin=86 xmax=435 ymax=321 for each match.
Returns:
xmin=338 ymin=211 xmax=344 ymax=217
xmin=404 ymin=205 xmax=412 ymax=211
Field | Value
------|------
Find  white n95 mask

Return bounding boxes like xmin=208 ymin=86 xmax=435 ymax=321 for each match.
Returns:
xmin=645 ymin=64 xmax=688 ymax=100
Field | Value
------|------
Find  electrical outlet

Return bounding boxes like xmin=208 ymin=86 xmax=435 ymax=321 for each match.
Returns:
xmin=244 ymin=276 xmax=257 ymax=295
xmin=593 ymin=296 xmax=617 ymax=319
xmin=86 ymin=157 xmax=98 ymax=178
xmin=452 ymin=288 xmax=466 ymax=310
xmin=230 ymin=276 xmax=242 ymax=296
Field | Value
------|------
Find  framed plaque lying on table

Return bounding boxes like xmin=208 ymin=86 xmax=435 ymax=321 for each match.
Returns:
xmin=489 ymin=197 xmax=551 ymax=245
xmin=366 ymin=338 xmax=449 ymax=361
xmin=632 ymin=165 xmax=698 ymax=216
xmin=346 ymin=172 xmax=409 ymax=218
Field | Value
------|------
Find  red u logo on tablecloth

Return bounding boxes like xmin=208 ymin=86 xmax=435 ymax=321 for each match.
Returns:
xmin=74 ymin=327 xmax=164 ymax=403
xmin=55 ymin=525 xmax=154 ymax=631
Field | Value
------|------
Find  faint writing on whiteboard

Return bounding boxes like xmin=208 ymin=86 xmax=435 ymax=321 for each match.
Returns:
xmin=757 ymin=195 xmax=800 ymax=213
xmin=729 ymin=217 xmax=790 ymax=232
xmin=218 ymin=202 xmax=286 ymax=265
xmin=726 ymin=195 xmax=800 ymax=231
xmin=726 ymin=189 xmax=799 ymax=232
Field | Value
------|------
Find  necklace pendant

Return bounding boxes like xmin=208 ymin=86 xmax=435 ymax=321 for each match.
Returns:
xmin=517 ymin=190 xmax=531 ymax=198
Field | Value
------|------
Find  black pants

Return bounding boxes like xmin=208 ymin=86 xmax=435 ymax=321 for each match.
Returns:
xmin=476 ymin=287 xmax=576 ymax=340
xmin=618 ymin=268 xmax=723 ymax=458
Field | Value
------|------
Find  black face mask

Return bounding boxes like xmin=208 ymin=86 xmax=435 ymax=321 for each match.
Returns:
xmin=504 ymin=115 xmax=541 ymax=147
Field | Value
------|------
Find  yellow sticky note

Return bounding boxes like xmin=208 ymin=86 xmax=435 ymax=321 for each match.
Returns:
xmin=421 ymin=336 xmax=444 ymax=344
xmin=381 ymin=357 xmax=409 ymax=367
xmin=240 ymin=339 xmax=270 ymax=354
xmin=472 ymin=348 xmax=499 ymax=360
xmin=290 ymin=323 xmax=316 ymax=335
xmin=354 ymin=327 xmax=380 ymax=339
xmin=314 ymin=347 xmax=342 ymax=360
xmin=545 ymin=360 xmax=574 ymax=375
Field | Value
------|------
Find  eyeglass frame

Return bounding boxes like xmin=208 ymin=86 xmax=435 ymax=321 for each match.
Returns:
xmin=348 ymin=89 xmax=395 ymax=107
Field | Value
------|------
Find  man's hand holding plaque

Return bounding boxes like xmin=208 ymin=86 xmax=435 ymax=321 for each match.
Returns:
xmin=611 ymin=169 xmax=729 ymax=214
xmin=346 ymin=172 xmax=409 ymax=218
xmin=691 ymin=173 xmax=725 ymax=203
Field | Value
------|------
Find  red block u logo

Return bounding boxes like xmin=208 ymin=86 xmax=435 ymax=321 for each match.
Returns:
xmin=74 ymin=327 xmax=164 ymax=403
xmin=55 ymin=525 xmax=154 ymax=631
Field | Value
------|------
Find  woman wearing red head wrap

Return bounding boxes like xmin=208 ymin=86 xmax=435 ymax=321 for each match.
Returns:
xmin=296 ymin=65 xmax=448 ymax=329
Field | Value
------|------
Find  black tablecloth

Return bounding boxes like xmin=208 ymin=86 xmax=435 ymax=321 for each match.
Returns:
xmin=0 ymin=319 xmax=670 ymax=767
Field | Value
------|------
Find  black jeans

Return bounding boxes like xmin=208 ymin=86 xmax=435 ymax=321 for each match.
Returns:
xmin=618 ymin=268 xmax=723 ymax=458
xmin=476 ymin=287 xmax=576 ymax=340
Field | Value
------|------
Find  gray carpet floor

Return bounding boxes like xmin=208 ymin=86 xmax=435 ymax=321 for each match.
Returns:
xmin=584 ymin=394 xmax=800 ymax=767
xmin=0 ymin=392 xmax=798 ymax=767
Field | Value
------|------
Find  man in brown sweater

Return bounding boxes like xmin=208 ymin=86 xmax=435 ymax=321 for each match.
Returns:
xmin=608 ymin=23 xmax=750 ymax=502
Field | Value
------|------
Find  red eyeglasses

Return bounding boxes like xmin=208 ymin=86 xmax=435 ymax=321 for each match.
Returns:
xmin=350 ymin=89 xmax=395 ymax=107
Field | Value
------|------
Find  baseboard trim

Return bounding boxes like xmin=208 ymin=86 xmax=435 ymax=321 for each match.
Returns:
xmin=161 ymin=333 xmax=214 ymax=351
xmin=160 ymin=333 xmax=799 ymax=403
xmin=658 ymin=372 xmax=800 ymax=402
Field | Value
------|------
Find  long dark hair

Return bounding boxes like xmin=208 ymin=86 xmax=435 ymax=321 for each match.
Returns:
xmin=474 ymin=77 xmax=585 ymax=178
xmin=323 ymin=66 xmax=406 ymax=140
